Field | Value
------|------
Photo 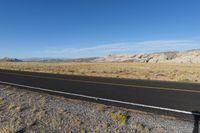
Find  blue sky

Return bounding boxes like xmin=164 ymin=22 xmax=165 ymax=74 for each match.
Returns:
xmin=0 ymin=0 xmax=200 ymax=58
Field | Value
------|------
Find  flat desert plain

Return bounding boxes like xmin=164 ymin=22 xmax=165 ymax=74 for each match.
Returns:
xmin=0 ymin=62 xmax=199 ymax=83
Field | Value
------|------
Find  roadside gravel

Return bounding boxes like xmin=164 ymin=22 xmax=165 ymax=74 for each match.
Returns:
xmin=0 ymin=85 xmax=196 ymax=133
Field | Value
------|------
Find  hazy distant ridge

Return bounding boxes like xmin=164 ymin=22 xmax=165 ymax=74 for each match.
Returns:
xmin=0 ymin=57 xmax=22 ymax=62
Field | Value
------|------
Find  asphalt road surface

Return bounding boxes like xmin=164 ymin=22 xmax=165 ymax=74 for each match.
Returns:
xmin=0 ymin=69 xmax=200 ymax=115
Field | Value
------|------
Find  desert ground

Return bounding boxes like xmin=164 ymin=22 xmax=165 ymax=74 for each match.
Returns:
xmin=0 ymin=62 xmax=200 ymax=83
xmin=0 ymin=85 xmax=195 ymax=133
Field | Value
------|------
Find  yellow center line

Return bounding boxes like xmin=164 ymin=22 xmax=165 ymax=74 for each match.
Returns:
xmin=0 ymin=71 xmax=200 ymax=93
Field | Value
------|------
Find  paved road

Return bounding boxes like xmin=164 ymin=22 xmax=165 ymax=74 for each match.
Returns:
xmin=0 ymin=69 xmax=200 ymax=115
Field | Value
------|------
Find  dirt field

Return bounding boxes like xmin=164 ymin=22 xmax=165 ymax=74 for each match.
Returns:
xmin=0 ymin=62 xmax=199 ymax=83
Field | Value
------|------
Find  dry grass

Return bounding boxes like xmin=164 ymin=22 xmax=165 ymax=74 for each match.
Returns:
xmin=95 ymin=123 xmax=109 ymax=133
xmin=96 ymin=104 xmax=106 ymax=112
xmin=109 ymin=111 xmax=128 ymax=125
xmin=0 ymin=97 xmax=4 ymax=105
xmin=0 ymin=124 xmax=16 ymax=133
xmin=131 ymin=122 xmax=150 ymax=133
xmin=0 ymin=62 xmax=200 ymax=83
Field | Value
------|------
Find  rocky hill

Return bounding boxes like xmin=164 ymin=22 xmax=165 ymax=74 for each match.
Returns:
xmin=93 ymin=49 xmax=200 ymax=63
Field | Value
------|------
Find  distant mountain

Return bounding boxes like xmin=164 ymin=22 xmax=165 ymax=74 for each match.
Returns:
xmin=23 ymin=57 xmax=98 ymax=62
xmin=93 ymin=49 xmax=200 ymax=63
xmin=0 ymin=57 xmax=23 ymax=62
xmin=67 ymin=57 xmax=98 ymax=62
xmin=3 ymin=49 xmax=200 ymax=63
xmin=23 ymin=58 xmax=68 ymax=62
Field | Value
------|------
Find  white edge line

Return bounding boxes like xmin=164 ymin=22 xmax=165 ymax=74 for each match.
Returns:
xmin=0 ymin=80 xmax=199 ymax=116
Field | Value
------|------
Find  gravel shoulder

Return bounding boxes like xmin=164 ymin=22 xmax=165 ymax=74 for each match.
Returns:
xmin=0 ymin=84 xmax=196 ymax=133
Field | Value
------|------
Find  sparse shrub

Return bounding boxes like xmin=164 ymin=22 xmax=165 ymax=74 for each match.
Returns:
xmin=131 ymin=122 xmax=149 ymax=133
xmin=109 ymin=111 xmax=128 ymax=124
xmin=0 ymin=125 xmax=15 ymax=133
xmin=68 ymin=70 xmax=75 ymax=73
xmin=152 ymin=127 xmax=166 ymax=133
xmin=91 ymin=70 xmax=96 ymax=73
xmin=96 ymin=104 xmax=105 ymax=112
xmin=176 ymin=75 xmax=198 ymax=83
xmin=144 ymin=72 xmax=150 ymax=78
xmin=0 ymin=97 xmax=4 ymax=105
xmin=8 ymin=103 xmax=17 ymax=110
xmin=81 ymin=129 xmax=86 ymax=133
xmin=95 ymin=123 xmax=109 ymax=133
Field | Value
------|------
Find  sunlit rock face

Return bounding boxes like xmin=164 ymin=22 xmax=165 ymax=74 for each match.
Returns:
xmin=93 ymin=49 xmax=200 ymax=63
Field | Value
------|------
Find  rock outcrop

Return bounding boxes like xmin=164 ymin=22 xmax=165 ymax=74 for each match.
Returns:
xmin=93 ymin=49 xmax=200 ymax=63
